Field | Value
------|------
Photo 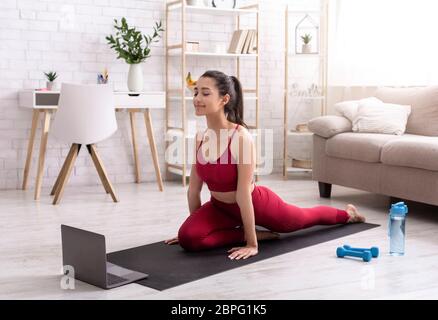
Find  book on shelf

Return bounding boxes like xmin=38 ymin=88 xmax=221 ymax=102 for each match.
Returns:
xmin=242 ymin=30 xmax=253 ymax=53
xmin=227 ymin=30 xmax=242 ymax=53
xmin=236 ymin=29 xmax=248 ymax=53
xmin=227 ymin=29 xmax=257 ymax=54
xmin=248 ymin=29 xmax=257 ymax=53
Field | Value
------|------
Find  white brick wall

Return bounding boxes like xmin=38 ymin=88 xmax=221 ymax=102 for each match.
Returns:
xmin=0 ymin=0 xmax=319 ymax=191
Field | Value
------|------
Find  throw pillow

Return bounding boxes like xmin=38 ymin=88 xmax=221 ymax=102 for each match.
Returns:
xmin=334 ymin=97 xmax=383 ymax=122
xmin=352 ymin=101 xmax=412 ymax=135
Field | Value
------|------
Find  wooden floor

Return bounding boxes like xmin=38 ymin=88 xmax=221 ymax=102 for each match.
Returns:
xmin=1 ymin=174 xmax=438 ymax=300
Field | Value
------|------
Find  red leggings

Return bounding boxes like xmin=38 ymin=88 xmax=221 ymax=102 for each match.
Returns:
xmin=178 ymin=185 xmax=350 ymax=251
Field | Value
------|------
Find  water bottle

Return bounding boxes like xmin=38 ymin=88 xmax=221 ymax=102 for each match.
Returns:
xmin=388 ymin=202 xmax=408 ymax=256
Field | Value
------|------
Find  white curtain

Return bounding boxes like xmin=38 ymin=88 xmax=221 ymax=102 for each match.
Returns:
xmin=328 ymin=0 xmax=438 ymax=86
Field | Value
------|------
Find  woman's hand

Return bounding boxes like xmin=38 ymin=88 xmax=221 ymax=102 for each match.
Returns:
xmin=164 ymin=236 xmax=179 ymax=245
xmin=227 ymin=245 xmax=258 ymax=260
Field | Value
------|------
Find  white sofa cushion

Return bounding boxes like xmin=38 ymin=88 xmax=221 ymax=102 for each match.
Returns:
xmin=326 ymin=132 xmax=401 ymax=163
xmin=352 ymin=100 xmax=411 ymax=135
xmin=381 ymin=134 xmax=438 ymax=171
xmin=334 ymin=97 xmax=382 ymax=122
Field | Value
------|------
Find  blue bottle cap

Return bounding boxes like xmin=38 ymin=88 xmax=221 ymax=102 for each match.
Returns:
xmin=390 ymin=202 xmax=408 ymax=216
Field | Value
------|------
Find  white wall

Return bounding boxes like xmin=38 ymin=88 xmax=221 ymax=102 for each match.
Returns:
xmin=0 ymin=0 xmax=318 ymax=190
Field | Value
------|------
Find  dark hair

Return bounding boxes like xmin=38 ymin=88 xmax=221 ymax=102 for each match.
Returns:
xmin=200 ymin=70 xmax=247 ymax=128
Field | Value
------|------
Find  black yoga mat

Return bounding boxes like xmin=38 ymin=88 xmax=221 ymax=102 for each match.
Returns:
xmin=107 ymin=223 xmax=379 ymax=291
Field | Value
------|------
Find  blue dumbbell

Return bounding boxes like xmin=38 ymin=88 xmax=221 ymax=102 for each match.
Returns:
xmin=343 ymin=245 xmax=379 ymax=258
xmin=336 ymin=246 xmax=372 ymax=262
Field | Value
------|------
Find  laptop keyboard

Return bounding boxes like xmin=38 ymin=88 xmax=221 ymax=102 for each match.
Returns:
xmin=107 ymin=273 xmax=128 ymax=286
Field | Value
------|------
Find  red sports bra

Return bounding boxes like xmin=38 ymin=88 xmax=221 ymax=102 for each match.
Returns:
xmin=196 ymin=124 xmax=239 ymax=192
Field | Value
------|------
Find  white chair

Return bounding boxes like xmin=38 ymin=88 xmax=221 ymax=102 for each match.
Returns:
xmin=50 ymin=83 xmax=118 ymax=205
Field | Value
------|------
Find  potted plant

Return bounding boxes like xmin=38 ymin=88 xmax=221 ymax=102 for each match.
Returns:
xmin=106 ymin=17 xmax=164 ymax=92
xmin=44 ymin=71 xmax=58 ymax=90
xmin=301 ymin=34 xmax=312 ymax=54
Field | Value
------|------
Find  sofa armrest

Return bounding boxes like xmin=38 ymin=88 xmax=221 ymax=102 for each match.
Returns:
xmin=308 ymin=116 xmax=352 ymax=138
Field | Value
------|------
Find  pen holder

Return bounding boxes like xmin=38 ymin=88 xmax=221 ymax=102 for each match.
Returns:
xmin=97 ymin=74 xmax=108 ymax=84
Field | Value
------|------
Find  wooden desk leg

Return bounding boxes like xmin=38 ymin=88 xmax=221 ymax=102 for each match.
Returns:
xmin=143 ymin=109 xmax=164 ymax=191
xmin=129 ymin=111 xmax=141 ymax=183
xmin=22 ymin=110 xmax=40 ymax=190
xmin=34 ymin=110 xmax=51 ymax=200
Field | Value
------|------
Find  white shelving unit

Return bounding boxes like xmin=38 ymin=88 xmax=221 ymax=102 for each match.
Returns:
xmin=165 ymin=0 xmax=260 ymax=186
xmin=283 ymin=1 xmax=328 ymax=177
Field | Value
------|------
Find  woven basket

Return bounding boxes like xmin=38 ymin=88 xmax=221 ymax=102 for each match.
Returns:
xmin=292 ymin=158 xmax=312 ymax=169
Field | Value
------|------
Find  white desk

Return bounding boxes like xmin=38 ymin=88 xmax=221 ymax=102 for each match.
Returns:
xmin=19 ymin=90 xmax=165 ymax=200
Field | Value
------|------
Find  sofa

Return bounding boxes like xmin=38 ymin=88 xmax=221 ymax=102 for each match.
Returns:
xmin=308 ymin=86 xmax=438 ymax=206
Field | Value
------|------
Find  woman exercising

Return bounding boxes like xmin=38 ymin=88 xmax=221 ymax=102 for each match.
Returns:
xmin=165 ymin=70 xmax=365 ymax=260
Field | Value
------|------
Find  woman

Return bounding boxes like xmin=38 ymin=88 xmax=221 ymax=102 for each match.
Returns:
xmin=165 ymin=70 xmax=365 ymax=260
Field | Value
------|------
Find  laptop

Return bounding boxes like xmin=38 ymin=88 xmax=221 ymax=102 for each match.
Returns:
xmin=61 ymin=224 xmax=148 ymax=289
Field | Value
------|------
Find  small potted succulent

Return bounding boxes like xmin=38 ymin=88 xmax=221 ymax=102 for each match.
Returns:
xmin=301 ymin=34 xmax=312 ymax=54
xmin=44 ymin=71 xmax=58 ymax=90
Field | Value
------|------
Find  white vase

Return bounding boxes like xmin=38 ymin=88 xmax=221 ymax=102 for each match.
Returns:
xmin=47 ymin=81 xmax=55 ymax=90
xmin=302 ymin=43 xmax=311 ymax=54
xmin=127 ymin=63 xmax=143 ymax=92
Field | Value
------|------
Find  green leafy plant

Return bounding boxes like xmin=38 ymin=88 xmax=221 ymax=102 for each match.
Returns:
xmin=301 ymin=34 xmax=312 ymax=44
xmin=106 ymin=17 xmax=164 ymax=64
xmin=44 ymin=71 xmax=58 ymax=82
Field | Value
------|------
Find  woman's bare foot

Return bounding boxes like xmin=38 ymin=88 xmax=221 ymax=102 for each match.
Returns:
xmin=346 ymin=204 xmax=366 ymax=223
xmin=256 ymin=230 xmax=280 ymax=241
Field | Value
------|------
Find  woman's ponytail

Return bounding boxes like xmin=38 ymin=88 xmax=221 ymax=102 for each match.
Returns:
xmin=228 ymin=76 xmax=246 ymax=128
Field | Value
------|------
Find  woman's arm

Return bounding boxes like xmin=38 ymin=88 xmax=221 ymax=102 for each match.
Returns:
xmin=187 ymin=164 xmax=202 ymax=214
xmin=187 ymin=132 xmax=204 ymax=214
xmin=230 ymin=129 xmax=258 ymax=259
xmin=166 ymin=132 xmax=204 ymax=245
